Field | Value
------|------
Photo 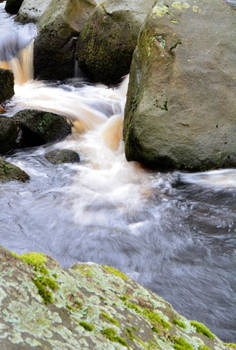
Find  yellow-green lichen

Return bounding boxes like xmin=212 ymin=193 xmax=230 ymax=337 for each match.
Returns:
xmin=190 ymin=321 xmax=214 ymax=339
xmin=192 ymin=5 xmax=199 ymax=13
xmin=173 ymin=337 xmax=194 ymax=350
xmin=171 ymin=2 xmax=190 ymax=10
xmin=101 ymin=312 xmax=119 ymax=327
xmin=101 ymin=328 xmax=128 ymax=348
xmin=79 ymin=321 xmax=94 ymax=332
xmin=102 ymin=265 xmax=129 ymax=281
xmin=153 ymin=4 xmax=169 ymax=17
xmin=12 ymin=252 xmax=47 ymax=267
xmin=225 ymin=344 xmax=236 ymax=349
xmin=198 ymin=345 xmax=212 ymax=350
xmin=173 ymin=319 xmax=187 ymax=329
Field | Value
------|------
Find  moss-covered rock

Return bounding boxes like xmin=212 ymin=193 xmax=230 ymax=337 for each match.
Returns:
xmin=13 ymin=109 xmax=71 ymax=147
xmin=34 ymin=0 xmax=99 ymax=80
xmin=124 ymin=0 xmax=236 ymax=171
xmin=45 ymin=149 xmax=80 ymax=164
xmin=0 ymin=69 xmax=14 ymax=104
xmin=0 ymin=117 xmax=18 ymax=154
xmin=0 ymin=158 xmax=29 ymax=182
xmin=0 ymin=246 xmax=234 ymax=349
xmin=5 ymin=0 xmax=23 ymax=14
xmin=15 ymin=0 xmax=51 ymax=23
xmin=76 ymin=0 xmax=155 ymax=84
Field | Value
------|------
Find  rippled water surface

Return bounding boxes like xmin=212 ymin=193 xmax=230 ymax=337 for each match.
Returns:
xmin=0 ymin=1 xmax=236 ymax=343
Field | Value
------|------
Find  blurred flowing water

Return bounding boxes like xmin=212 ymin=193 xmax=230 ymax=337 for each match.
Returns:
xmin=0 ymin=1 xmax=236 ymax=342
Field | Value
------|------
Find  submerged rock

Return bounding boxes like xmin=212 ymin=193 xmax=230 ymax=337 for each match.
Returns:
xmin=76 ymin=0 xmax=155 ymax=84
xmin=45 ymin=149 xmax=80 ymax=164
xmin=15 ymin=0 xmax=51 ymax=23
xmin=0 ymin=69 xmax=14 ymax=104
xmin=13 ymin=109 xmax=71 ymax=147
xmin=0 ymin=117 xmax=18 ymax=154
xmin=0 ymin=158 xmax=29 ymax=182
xmin=34 ymin=0 xmax=99 ymax=80
xmin=0 ymin=246 xmax=234 ymax=349
xmin=124 ymin=0 xmax=236 ymax=171
xmin=5 ymin=0 xmax=23 ymax=14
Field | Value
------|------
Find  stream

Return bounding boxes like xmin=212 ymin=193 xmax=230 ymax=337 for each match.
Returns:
xmin=0 ymin=1 xmax=236 ymax=342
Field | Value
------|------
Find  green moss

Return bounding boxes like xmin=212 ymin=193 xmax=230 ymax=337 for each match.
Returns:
xmin=79 ymin=321 xmax=94 ymax=332
xmin=190 ymin=321 xmax=214 ymax=339
xmin=198 ymin=346 xmax=212 ymax=350
xmin=225 ymin=344 xmax=236 ymax=349
xmin=102 ymin=265 xmax=129 ymax=281
xmin=101 ymin=328 xmax=128 ymax=347
xmin=101 ymin=312 xmax=119 ymax=327
xmin=173 ymin=319 xmax=187 ymax=329
xmin=125 ymin=327 xmax=135 ymax=341
xmin=12 ymin=251 xmax=59 ymax=305
xmin=77 ymin=265 xmax=93 ymax=277
xmin=173 ymin=337 xmax=194 ymax=350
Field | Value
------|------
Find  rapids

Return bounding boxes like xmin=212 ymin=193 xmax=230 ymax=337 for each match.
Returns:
xmin=0 ymin=1 xmax=236 ymax=342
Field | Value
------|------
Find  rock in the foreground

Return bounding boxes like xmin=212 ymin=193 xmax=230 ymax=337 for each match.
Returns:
xmin=0 ymin=158 xmax=29 ymax=182
xmin=0 ymin=69 xmax=14 ymax=104
xmin=76 ymin=0 xmax=155 ymax=84
xmin=0 ymin=117 xmax=18 ymax=154
xmin=124 ymin=0 xmax=236 ymax=171
xmin=45 ymin=149 xmax=80 ymax=164
xmin=13 ymin=109 xmax=71 ymax=147
xmin=0 ymin=247 xmax=234 ymax=349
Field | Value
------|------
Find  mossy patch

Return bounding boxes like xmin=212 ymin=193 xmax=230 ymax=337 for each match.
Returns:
xmin=173 ymin=319 xmax=187 ymax=329
xmin=102 ymin=265 xmax=129 ymax=281
xmin=225 ymin=344 xmax=236 ymax=349
xmin=173 ymin=337 xmax=194 ymax=350
xmin=79 ymin=321 xmax=94 ymax=332
xmin=190 ymin=321 xmax=214 ymax=339
xmin=12 ymin=251 xmax=59 ymax=304
xmin=101 ymin=312 xmax=119 ymax=327
xmin=198 ymin=345 xmax=212 ymax=350
xmin=101 ymin=328 xmax=128 ymax=348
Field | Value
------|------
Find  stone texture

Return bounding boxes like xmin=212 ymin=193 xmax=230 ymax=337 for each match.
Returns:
xmin=76 ymin=0 xmax=155 ymax=84
xmin=0 ymin=159 xmax=29 ymax=182
xmin=34 ymin=0 xmax=99 ymax=80
xmin=124 ymin=0 xmax=236 ymax=171
xmin=0 ymin=246 xmax=234 ymax=349
xmin=13 ymin=109 xmax=71 ymax=147
xmin=45 ymin=149 xmax=80 ymax=164
xmin=0 ymin=117 xmax=18 ymax=154
xmin=0 ymin=69 xmax=14 ymax=104
xmin=15 ymin=0 xmax=51 ymax=23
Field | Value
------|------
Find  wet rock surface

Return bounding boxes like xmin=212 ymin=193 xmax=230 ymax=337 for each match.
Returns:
xmin=0 ymin=116 xmax=18 ymax=154
xmin=15 ymin=0 xmax=51 ymax=23
xmin=13 ymin=109 xmax=71 ymax=147
xmin=5 ymin=0 xmax=23 ymax=14
xmin=124 ymin=0 xmax=236 ymax=171
xmin=0 ymin=158 xmax=29 ymax=182
xmin=0 ymin=246 xmax=234 ymax=349
xmin=76 ymin=0 xmax=155 ymax=84
xmin=0 ymin=69 xmax=14 ymax=103
xmin=45 ymin=149 xmax=80 ymax=164
xmin=34 ymin=0 xmax=99 ymax=80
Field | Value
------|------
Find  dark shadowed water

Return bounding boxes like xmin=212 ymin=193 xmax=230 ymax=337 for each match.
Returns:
xmin=0 ymin=1 xmax=236 ymax=343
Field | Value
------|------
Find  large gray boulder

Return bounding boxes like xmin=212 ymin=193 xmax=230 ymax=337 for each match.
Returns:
xmin=124 ymin=0 xmax=236 ymax=171
xmin=76 ymin=0 xmax=155 ymax=84
xmin=15 ymin=0 xmax=52 ymax=23
xmin=34 ymin=0 xmax=99 ymax=80
xmin=0 ymin=69 xmax=14 ymax=104
xmin=0 ymin=246 xmax=234 ymax=349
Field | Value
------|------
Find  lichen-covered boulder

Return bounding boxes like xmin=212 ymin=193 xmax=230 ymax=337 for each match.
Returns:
xmin=5 ymin=0 xmax=23 ymax=14
xmin=45 ymin=149 xmax=80 ymax=164
xmin=76 ymin=0 xmax=155 ymax=84
xmin=0 ymin=159 xmax=29 ymax=182
xmin=34 ymin=0 xmax=99 ymax=80
xmin=0 ymin=246 xmax=234 ymax=349
xmin=0 ymin=117 xmax=18 ymax=154
xmin=15 ymin=0 xmax=52 ymax=23
xmin=0 ymin=69 xmax=14 ymax=104
xmin=13 ymin=109 xmax=71 ymax=147
xmin=124 ymin=0 xmax=236 ymax=171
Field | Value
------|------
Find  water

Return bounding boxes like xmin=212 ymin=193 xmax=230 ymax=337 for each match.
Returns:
xmin=0 ymin=1 xmax=236 ymax=342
